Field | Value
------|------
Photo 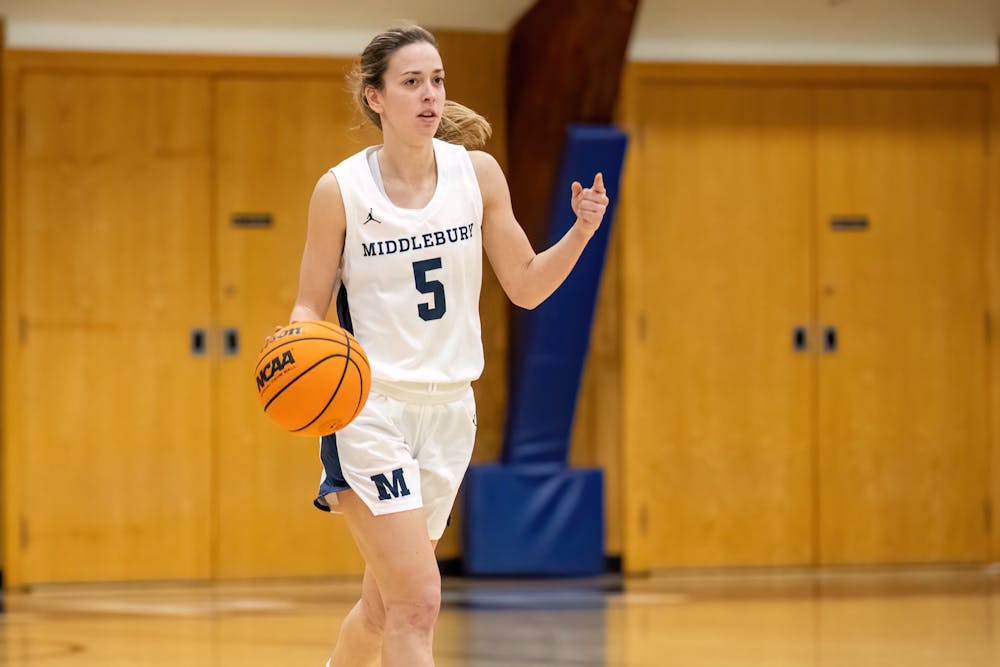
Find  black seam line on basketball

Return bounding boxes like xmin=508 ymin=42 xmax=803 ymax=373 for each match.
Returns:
xmin=305 ymin=330 xmax=353 ymax=431
xmin=310 ymin=320 xmax=343 ymax=333
xmin=263 ymin=354 xmax=347 ymax=413
xmin=310 ymin=321 xmax=353 ymax=342
xmin=292 ymin=347 xmax=352 ymax=433
xmin=343 ymin=336 xmax=372 ymax=412
xmin=255 ymin=336 xmax=349 ymax=367
xmin=310 ymin=320 xmax=351 ymax=337
xmin=254 ymin=336 xmax=349 ymax=373
xmin=343 ymin=356 xmax=365 ymax=420
xmin=311 ymin=320 xmax=372 ymax=370
xmin=349 ymin=348 xmax=370 ymax=372
xmin=346 ymin=330 xmax=372 ymax=373
xmin=348 ymin=348 xmax=370 ymax=372
xmin=308 ymin=321 xmax=370 ymax=371
xmin=311 ymin=324 xmax=370 ymax=373
xmin=342 ymin=335 xmax=361 ymax=417
xmin=351 ymin=347 xmax=372 ymax=371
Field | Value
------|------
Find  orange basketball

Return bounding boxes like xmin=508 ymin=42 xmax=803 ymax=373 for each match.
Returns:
xmin=255 ymin=321 xmax=371 ymax=437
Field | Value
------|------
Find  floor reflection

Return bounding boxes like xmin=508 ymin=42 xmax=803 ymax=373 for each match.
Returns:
xmin=0 ymin=568 xmax=996 ymax=666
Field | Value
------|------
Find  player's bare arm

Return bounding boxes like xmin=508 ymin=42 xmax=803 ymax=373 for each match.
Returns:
xmin=290 ymin=172 xmax=347 ymax=323
xmin=472 ymin=150 xmax=609 ymax=310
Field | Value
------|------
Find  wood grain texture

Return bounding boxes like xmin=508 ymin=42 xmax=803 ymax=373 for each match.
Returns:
xmin=626 ymin=63 xmax=997 ymax=85
xmin=3 ymin=35 xmax=510 ymax=583
xmin=4 ymin=55 xmax=28 ymax=585
xmin=3 ymin=570 xmax=999 ymax=666
xmin=620 ymin=63 xmax=998 ymax=572
xmin=816 ymin=85 xmax=991 ymax=564
xmin=619 ymin=70 xmax=644 ymax=573
xmin=623 ymin=82 xmax=816 ymax=570
xmin=991 ymin=71 xmax=1000 ymax=562
xmin=2 ymin=49 xmax=353 ymax=75
xmin=0 ymin=16 xmax=7 ymax=574
xmin=13 ymin=72 xmax=214 ymax=584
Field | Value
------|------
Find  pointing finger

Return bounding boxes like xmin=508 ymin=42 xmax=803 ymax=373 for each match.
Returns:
xmin=592 ymin=172 xmax=605 ymax=193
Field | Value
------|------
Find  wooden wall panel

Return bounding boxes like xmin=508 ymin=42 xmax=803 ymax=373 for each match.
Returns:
xmin=0 ymin=16 xmax=7 ymax=575
xmin=816 ymin=85 xmax=991 ymax=563
xmin=10 ymin=72 xmax=214 ymax=584
xmin=2 ymin=54 xmax=999 ymax=585
xmin=992 ymin=70 xmax=1000 ymax=562
xmin=1 ymin=52 xmax=367 ymax=588
xmin=817 ymin=87 xmax=989 ymax=563
xmin=620 ymin=64 xmax=998 ymax=572
xmin=622 ymin=82 xmax=816 ymax=570
xmin=2 ymin=34 xmax=510 ymax=583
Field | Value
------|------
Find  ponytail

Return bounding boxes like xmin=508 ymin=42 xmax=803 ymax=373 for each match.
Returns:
xmin=436 ymin=100 xmax=492 ymax=150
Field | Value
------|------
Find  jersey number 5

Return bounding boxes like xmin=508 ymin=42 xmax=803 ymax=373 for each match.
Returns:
xmin=412 ymin=258 xmax=447 ymax=321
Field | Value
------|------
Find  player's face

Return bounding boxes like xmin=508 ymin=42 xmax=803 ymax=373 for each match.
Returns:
xmin=372 ymin=41 xmax=445 ymax=140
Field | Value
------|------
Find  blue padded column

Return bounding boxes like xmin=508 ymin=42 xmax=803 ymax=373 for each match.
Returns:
xmin=503 ymin=125 xmax=628 ymax=465
xmin=463 ymin=465 xmax=605 ymax=576
xmin=464 ymin=125 xmax=627 ymax=576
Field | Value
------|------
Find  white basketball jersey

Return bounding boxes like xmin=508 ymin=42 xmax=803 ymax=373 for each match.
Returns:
xmin=331 ymin=139 xmax=484 ymax=384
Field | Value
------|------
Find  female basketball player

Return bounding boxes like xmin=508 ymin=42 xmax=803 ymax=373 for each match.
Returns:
xmin=288 ymin=26 xmax=609 ymax=667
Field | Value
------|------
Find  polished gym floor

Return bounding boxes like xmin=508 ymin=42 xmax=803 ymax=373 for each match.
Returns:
xmin=2 ymin=567 xmax=999 ymax=666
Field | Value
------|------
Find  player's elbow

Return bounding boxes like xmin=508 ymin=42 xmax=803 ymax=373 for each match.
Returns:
xmin=509 ymin=289 xmax=543 ymax=310
xmin=503 ymin=264 xmax=545 ymax=310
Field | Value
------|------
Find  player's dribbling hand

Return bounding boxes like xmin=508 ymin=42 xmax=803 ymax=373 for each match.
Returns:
xmin=264 ymin=321 xmax=297 ymax=347
xmin=570 ymin=172 xmax=610 ymax=236
xmin=262 ymin=325 xmax=283 ymax=347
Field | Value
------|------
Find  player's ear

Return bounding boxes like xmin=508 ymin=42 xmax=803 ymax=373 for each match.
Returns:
xmin=365 ymin=86 xmax=384 ymax=114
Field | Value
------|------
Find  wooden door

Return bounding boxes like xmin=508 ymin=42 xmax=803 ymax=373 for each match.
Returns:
xmin=624 ymin=84 xmax=816 ymax=570
xmin=816 ymin=86 xmax=991 ymax=563
xmin=214 ymin=77 xmax=370 ymax=577
xmin=12 ymin=72 xmax=213 ymax=583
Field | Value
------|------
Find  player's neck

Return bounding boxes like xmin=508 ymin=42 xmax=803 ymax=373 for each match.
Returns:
xmin=377 ymin=137 xmax=436 ymax=190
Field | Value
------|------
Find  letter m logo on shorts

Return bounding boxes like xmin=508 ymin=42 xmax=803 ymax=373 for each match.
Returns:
xmin=371 ymin=468 xmax=411 ymax=501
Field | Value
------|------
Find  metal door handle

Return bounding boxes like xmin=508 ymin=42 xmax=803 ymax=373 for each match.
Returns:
xmin=191 ymin=328 xmax=207 ymax=356
xmin=223 ymin=328 xmax=240 ymax=356
xmin=792 ymin=326 xmax=809 ymax=352
xmin=823 ymin=326 xmax=838 ymax=354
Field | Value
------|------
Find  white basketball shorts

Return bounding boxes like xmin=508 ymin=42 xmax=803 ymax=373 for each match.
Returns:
xmin=313 ymin=379 xmax=477 ymax=540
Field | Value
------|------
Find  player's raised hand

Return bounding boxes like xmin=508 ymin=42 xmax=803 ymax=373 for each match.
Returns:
xmin=571 ymin=172 xmax=610 ymax=236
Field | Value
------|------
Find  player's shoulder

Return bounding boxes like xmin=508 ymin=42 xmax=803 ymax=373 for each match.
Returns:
xmin=332 ymin=145 xmax=375 ymax=172
xmin=323 ymin=146 xmax=375 ymax=195
xmin=466 ymin=150 xmax=502 ymax=179
xmin=310 ymin=170 xmax=344 ymax=211
xmin=466 ymin=150 xmax=505 ymax=200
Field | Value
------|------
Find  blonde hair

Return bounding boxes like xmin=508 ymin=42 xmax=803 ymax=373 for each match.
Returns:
xmin=350 ymin=26 xmax=492 ymax=150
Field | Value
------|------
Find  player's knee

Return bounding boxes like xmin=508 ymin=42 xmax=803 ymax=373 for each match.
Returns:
xmin=386 ymin=585 xmax=441 ymax=634
xmin=358 ymin=593 xmax=386 ymax=636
